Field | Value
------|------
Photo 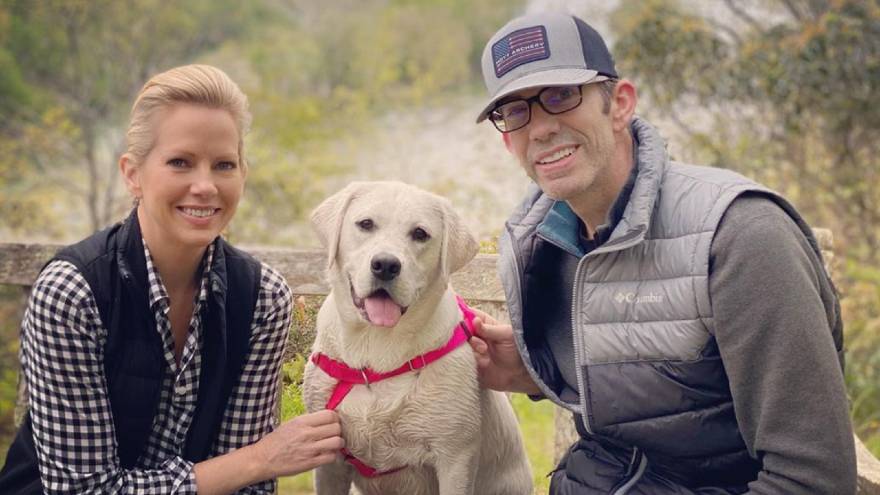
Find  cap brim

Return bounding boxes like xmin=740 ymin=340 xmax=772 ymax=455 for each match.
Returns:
xmin=475 ymin=69 xmax=604 ymax=123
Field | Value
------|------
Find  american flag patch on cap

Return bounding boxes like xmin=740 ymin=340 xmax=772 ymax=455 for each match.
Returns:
xmin=492 ymin=25 xmax=550 ymax=78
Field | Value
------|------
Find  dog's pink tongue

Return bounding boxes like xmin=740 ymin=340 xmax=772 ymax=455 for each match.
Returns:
xmin=364 ymin=296 xmax=402 ymax=328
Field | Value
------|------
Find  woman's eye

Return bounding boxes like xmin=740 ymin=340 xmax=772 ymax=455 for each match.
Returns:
xmin=167 ymin=158 xmax=188 ymax=168
xmin=216 ymin=161 xmax=237 ymax=170
xmin=356 ymin=219 xmax=374 ymax=231
xmin=411 ymin=227 xmax=430 ymax=242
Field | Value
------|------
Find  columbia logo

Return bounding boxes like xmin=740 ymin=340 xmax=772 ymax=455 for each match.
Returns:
xmin=614 ymin=292 xmax=664 ymax=304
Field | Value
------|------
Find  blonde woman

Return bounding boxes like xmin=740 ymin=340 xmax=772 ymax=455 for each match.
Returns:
xmin=0 ymin=65 xmax=343 ymax=494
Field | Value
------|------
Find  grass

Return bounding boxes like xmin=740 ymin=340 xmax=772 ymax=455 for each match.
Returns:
xmin=842 ymin=261 xmax=880 ymax=456
xmin=278 ymin=472 xmax=314 ymax=494
xmin=277 ymin=354 xmax=315 ymax=494
xmin=511 ymin=394 xmax=555 ymax=493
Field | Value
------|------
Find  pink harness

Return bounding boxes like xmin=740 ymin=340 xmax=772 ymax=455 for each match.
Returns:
xmin=310 ymin=296 xmax=477 ymax=478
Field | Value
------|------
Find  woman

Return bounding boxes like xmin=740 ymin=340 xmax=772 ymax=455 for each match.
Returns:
xmin=0 ymin=64 xmax=343 ymax=494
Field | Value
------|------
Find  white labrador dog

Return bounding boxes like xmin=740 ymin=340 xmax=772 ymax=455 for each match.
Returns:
xmin=303 ymin=181 xmax=532 ymax=495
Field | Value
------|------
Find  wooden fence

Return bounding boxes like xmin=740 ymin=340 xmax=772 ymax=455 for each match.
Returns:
xmin=1 ymin=238 xmax=878 ymax=492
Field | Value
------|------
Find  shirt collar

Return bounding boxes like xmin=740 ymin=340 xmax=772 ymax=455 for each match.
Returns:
xmin=143 ymin=241 xmax=215 ymax=311
xmin=537 ymin=122 xmax=641 ymax=257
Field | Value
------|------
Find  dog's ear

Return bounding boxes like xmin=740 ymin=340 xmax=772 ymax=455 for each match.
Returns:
xmin=440 ymin=200 xmax=479 ymax=277
xmin=311 ymin=182 xmax=363 ymax=269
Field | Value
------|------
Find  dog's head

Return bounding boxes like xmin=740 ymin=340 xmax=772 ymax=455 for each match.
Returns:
xmin=311 ymin=181 xmax=478 ymax=328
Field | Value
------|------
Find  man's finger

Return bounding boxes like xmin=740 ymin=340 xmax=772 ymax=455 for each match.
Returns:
xmin=474 ymin=319 xmax=514 ymax=343
xmin=471 ymin=307 xmax=498 ymax=325
xmin=469 ymin=336 xmax=488 ymax=354
xmin=474 ymin=349 xmax=492 ymax=370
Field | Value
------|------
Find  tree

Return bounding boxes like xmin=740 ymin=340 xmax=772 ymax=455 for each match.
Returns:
xmin=1 ymin=0 xmax=524 ymax=242
xmin=610 ymin=0 xmax=879 ymax=257
xmin=0 ymin=0 xmax=264 ymax=235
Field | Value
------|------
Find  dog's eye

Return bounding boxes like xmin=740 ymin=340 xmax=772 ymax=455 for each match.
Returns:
xmin=411 ymin=227 xmax=431 ymax=242
xmin=356 ymin=219 xmax=375 ymax=231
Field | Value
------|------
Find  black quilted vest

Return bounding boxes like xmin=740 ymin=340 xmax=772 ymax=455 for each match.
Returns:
xmin=0 ymin=210 xmax=261 ymax=493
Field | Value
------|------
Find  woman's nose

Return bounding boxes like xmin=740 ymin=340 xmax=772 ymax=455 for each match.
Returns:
xmin=190 ymin=166 xmax=219 ymax=196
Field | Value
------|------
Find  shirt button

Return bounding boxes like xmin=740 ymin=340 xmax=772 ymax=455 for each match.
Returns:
xmin=175 ymin=383 xmax=187 ymax=396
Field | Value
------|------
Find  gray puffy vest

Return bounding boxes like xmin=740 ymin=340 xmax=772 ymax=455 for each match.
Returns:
xmin=499 ymin=118 xmax=835 ymax=490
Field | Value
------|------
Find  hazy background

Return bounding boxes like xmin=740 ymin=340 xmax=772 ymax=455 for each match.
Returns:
xmin=1 ymin=0 xmax=877 ymax=481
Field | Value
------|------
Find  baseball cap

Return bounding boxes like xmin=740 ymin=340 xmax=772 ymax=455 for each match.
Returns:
xmin=476 ymin=12 xmax=618 ymax=123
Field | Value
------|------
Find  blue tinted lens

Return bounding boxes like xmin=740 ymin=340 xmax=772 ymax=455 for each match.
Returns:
xmin=541 ymin=86 xmax=581 ymax=113
xmin=493 ymin=100 xmax=529 ymax=131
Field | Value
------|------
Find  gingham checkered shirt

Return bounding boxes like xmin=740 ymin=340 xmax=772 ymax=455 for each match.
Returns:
xmin=21 ymin=242 xmax=292 ymax=494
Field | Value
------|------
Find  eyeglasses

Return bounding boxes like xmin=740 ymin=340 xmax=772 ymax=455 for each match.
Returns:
xmin=488 ymin=85 xmax=584 ymax=133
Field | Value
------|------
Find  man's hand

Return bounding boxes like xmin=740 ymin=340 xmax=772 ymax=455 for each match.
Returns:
xmin=468 ymin=307 xmax=541 ymax=395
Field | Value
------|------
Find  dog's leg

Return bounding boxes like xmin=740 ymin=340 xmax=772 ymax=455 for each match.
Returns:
xmin=435 ymin=446 xmax=479 ymax=495
xmin=314 ymin=459 xmax=355 ymax=495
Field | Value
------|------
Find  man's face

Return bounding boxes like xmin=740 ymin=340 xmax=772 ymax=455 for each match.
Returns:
xmin=503 ymin=84 xmax=616 ymax=203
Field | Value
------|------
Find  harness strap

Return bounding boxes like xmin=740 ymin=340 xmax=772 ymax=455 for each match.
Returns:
xmin=326 ymin=382 xmax=355 ymax=411
xmin=310 ymin=296 xmax=477 ymax=478
xmin=341 ymin=449 xmax=405 ymax=478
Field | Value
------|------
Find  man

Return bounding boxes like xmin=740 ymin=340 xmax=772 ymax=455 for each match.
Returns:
xmin=469 ymin=11 xmax=856 ymax=494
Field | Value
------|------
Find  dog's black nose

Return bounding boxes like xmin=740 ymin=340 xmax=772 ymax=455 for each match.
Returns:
xmin=371 ymin=253 xmax=401 ymax=281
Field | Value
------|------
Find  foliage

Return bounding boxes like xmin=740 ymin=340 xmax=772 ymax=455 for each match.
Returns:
xmin=220 ymin=0 xmax=522 ymax=245
xmin=0 ymin=286 xmax=25 ymax=467
xmin=0 ymin=0 xmax=523 ymax=244
xmin=0 ymin=0 xmax=267 ymax=234
xmin=612 ymin=0 xmax=880 ymax=257
xmin=610 ymin=0 xmax=880 ymax=454
xmin=511 ymin=394 xmax=554 ymax=494
xmin=842 ymin=260 xmax=880 ymax=450
xmin=479 ymin=237 xmax=500 ymax=254
xmin=277 ymin=353 xmax=314 ymax=492
xmin=280 ymin=355 xmax=307 ymax=421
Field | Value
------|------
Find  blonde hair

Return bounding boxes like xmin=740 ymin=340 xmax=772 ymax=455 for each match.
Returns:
xmin=125 ymin=64 xmax=251 ymax=169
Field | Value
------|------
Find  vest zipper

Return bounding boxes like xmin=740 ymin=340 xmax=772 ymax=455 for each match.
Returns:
xmin=570 ymin=253 xmax=593 ymax=434
xmin=563 ymin=229 xmax=648 ymax=437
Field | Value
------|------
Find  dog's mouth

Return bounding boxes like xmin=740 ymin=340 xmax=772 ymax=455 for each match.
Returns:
xmin=350 ymin=283 xmax=408 ymax=328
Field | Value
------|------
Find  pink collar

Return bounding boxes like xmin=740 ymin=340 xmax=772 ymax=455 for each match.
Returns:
xmin=310 ymin=295 xmax=476 ymax=477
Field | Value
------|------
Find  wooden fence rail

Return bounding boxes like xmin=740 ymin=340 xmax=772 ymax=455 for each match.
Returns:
xmin=1 ymin=239 xmax=878 ymax=492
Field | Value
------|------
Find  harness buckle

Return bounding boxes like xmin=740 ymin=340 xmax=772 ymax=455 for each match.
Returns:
xmin=360 ymin=368 xmax=371 ymax=390
xmin=407 ymin=355 xmax=427 ymax=374
xmin=459 ymin=321 xmax=473 ymax=340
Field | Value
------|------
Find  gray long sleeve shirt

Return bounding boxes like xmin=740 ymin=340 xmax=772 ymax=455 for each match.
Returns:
xmin=709 ymin=194 xmax=855 ymax=493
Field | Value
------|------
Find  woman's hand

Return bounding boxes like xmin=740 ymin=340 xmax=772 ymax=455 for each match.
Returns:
xmin=253 ymin=409 xmax=345 ymax=479
xmin=195 ymin=409 xmax=345 ymax=494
